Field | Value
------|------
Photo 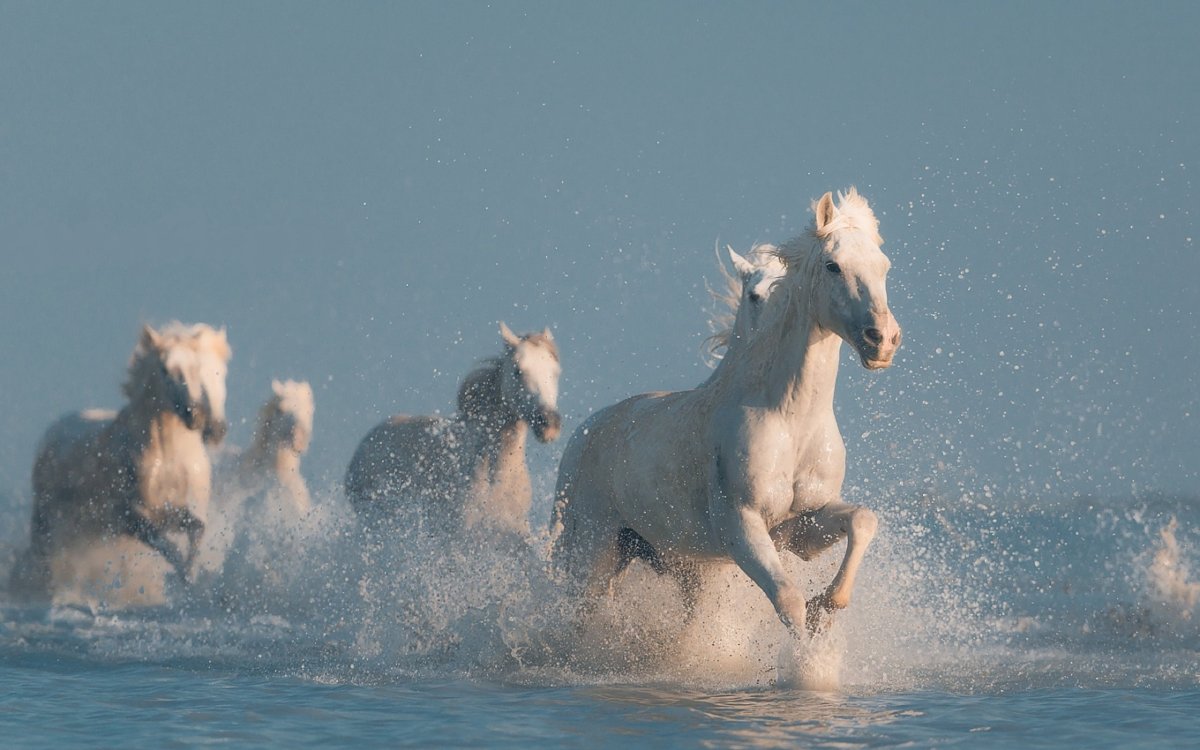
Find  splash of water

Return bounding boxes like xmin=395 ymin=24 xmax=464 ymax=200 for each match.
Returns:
xmin=8 ymin=476 xmax=1196 ymax=691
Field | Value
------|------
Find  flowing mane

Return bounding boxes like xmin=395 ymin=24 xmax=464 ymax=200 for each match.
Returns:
xmin=457 ymin=357 xmax=504 ymax=421
xmin=773 ymin=187 xmax=882 ymax=267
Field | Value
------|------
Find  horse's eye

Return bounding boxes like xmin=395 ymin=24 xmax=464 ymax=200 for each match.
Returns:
xmin=824 ymin=261 xmax=842 ymax=275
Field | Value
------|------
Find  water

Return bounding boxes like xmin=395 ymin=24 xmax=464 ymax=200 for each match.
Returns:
xmin=3 ymin=488 xmax=1199 ymax=747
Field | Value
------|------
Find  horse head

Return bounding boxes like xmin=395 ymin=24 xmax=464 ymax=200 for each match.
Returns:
xmin=806 ymin=188 xmax=902 ymax=370
xmin=132 ymin=323 xmax=232 ymax=443
xmin=499 ymin=322 xmax=562 ymax=443
xmin=728 ymin=244 xmax=788 ymax=335
xmin=265 ymin=378 xmax=315 ymax=454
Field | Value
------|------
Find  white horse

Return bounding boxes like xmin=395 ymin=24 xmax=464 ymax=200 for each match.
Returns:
xmin=226 ymin=379 xmax=315 ymax=518
xmin=15 ymin=322 xmax=232 ymax=596
xmin=345 ymin=323 xmax=562 ymax=538
xmin=551 ymin=189 xmax=901 ymax=637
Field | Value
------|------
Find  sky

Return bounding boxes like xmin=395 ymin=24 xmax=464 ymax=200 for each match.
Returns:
xmin=1 ymin=1 xmax=1197 ymax=527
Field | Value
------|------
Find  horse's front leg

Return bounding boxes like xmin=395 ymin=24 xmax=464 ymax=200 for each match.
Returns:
xmin=178 ymin=509 xmax=205 ymax=578
xmin=710 ymin=492 xmax=808 ymax=638
xmin=125 ymin=509 xmax=192 ymax=583
xmin=779 ymin=501 xmax=878 ymax=632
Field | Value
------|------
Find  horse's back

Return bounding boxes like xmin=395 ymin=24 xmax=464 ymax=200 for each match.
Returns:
xmin=36 ymin=409 xmax=114 ymax=459
xmin=344 ymin=414 xmax=457 ymax=520
xmin=32 ymin=409 xmax=117 ymax=508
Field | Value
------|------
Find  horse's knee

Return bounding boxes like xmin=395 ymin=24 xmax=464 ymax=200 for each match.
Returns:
xmin=848 ymin=507 xmax=878 ymax=541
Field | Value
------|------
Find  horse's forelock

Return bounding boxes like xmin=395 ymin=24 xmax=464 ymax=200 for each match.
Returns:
xmin=810 ymin=187 xmax=883 ymax=246
xmin=520 ymin=332 xmax=559 ymax=362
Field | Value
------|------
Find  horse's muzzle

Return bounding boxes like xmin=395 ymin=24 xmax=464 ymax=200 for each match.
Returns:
xmin=857 ymin=315 xmax=902 ymax=370
xmin=531 ymin=409 xmax=562 ymax=443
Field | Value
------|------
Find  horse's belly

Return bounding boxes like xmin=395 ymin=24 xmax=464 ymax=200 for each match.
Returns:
xmin=608 ymin=467 xmax=723 ymax=559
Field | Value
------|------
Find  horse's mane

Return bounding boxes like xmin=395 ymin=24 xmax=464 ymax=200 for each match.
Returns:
xmin=123 ymin=322 xmax=232 ymax=399
xmin=772 ymin=187 xmax=882 ymax=266
xmin=457 ymin=357 xmax=504 ymax=420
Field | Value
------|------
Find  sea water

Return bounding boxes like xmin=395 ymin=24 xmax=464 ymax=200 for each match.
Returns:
xmin=2 ymin=485 xmax=1198 ymax=748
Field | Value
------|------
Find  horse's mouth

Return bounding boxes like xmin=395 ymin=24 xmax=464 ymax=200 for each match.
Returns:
xmin=202 ymin=417 xmax=228 ymax=445
xmin=854 ymin=335 xmax=899 ymax=371
xmin=531 ymin=410 xmax=563 ymax=443
xmin=854 ymin=343 xmax=895 ymax=371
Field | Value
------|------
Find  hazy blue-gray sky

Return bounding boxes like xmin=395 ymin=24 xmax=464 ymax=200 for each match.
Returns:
xmin=1 ymin=2 xmax=1197 ymax=521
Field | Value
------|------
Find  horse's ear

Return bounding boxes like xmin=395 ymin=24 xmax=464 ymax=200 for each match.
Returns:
xmin=814 ymin=191 xmax=838 ymax=234
xmin=541 ymin=327 xmax=554 ymax=341
xmin=728 ymin=247 xmax=755 ymax=278
xmin=499 ymin=321 xmax=521 ymax=348
xmin=139 ymin=324 xmax=162 ymax=352
xmin=272 ymin=379 xmax=285 ymax=396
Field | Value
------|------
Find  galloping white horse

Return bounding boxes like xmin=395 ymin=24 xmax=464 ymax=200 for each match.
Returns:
xmin=551 ymin=189 xmax=901 ymax=637
xmin=17 ymin=323 xmax=232 ymax=595
xmin=345 ymin=323 xmax=562 ymax=538
xmin=227 ymin=379 xmax=315 ymax=517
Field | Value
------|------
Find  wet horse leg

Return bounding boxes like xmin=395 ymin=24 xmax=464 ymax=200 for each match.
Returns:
xmin=615 ymin=528 xmax=703 ymax=616
xmin=124 ymin=509 xmax=192 ymax=583
xmin=179 ymin=509 xmax=205 ymax=576
xmin=714 ymin=502 xmax=809 ymax=638
xmin=777 ymin=501 xmax=878 ymax=632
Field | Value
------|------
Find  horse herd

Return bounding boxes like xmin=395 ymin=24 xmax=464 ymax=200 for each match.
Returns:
xmin=8 ymin=188 xmax=902 ymax=641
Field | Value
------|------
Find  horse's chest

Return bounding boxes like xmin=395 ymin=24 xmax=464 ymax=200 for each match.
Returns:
xmin=727 ymin=413 xmax=844 ymax=515
xmin=138 ymin=451 xmax=209 ymax=508
xmin=788 ymin=428 xmax=845 ymax=512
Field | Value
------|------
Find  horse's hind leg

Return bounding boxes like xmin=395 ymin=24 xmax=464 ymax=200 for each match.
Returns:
xmin=616 ymin=528 xmax=704 ymax=617
xmin=777 ymin=502 xmax=878 ymax=632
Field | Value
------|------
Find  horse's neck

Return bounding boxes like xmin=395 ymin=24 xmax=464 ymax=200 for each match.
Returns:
xmin=489 ymin=420 xmax=529 ymax=475
xmin=453 ymin=364 xmax=532 ymax=531
xmin=457 ymin=407 xmax=525 ymax=467
xmin=461 ymin=418 xmax=531 ymax=534
xmin=117 ymin=401 xmax=197 ymax=452
xmin=709 ymin=292 xmax=842 ymax=418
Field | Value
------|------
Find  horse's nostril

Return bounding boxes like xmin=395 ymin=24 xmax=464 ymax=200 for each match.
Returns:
xmin=891 ymin=331 xmax=902 ymax=346
xmin=864 ymin=328 xmax=884 ymax=345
